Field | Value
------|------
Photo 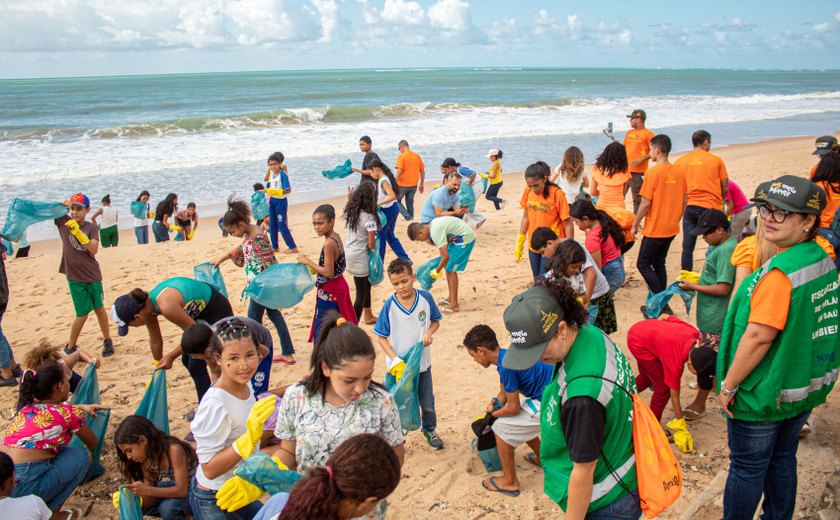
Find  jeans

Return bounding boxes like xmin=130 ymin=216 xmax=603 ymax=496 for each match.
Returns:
xmin=248 ymin=300 xmax=295 ymax=357
xmin=189 ymin=478 xmax=262 ymax=520
xmin=135 ymin=225 xmax=149 ymax=245
xmin=601 ymin=256 xmax=626 ymax=294
xmin=396 ymin=185 xmax=418 ymax=220
xmin=353 ymin=276 xmax=372 ymax=319
xmin=485 ymin=181 xmax=504 ymax=209
xmin=152 ymin=221 xmax=170 ymax=242
xmin=529 ymin=249 xmax=549 ymax=280
xmin=634 ymin=358 xmax=670 ymax=421
xmin=268 ymin=197 xmax=296 ymax=250
xmin=723 ymin=410 xmax=811 ymax=520
xmin=142 ymin=481 xmax=193 ymax=520
xmin=585 ymin=491 xmax=642 ymax=519
xmin=681 ymin=205 xmax=708 ymax=271
xmin=818 ymin=228 xmax=840 ymax=272
xmin=628 ymin=173 xmax=644 ymax=214
xmin=418 ymin=368 xmax=437 ymax=433
xmin=13 ymin=446 xmax=90 ymax=510
xmin=377 ymin=204 xmax=410 ymax=263
xmin=637 ymin=236 xmax=675 ymax=295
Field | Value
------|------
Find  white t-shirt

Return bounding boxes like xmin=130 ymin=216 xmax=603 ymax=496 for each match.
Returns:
xmin=377 ymin=178 xmax=395 ymax=209
xmin=99 ymin=206 xmax=118 ymax=228
xmin=571 ymin=243 xmax=610 ymax=300
xmin=191 ymin=386 xmax=257 ymax=490
xmin=345 ymin=211 xmax=377 ymax=277
xmin=0 ymin=495 xmax=51 ymax=519
xmin=133 ymin=202 xmax=149 ymax=227
xmin=555 ymin=168 xmax=590 ymax=205
xmin=373 ymin=289 xmax=443 ymax=372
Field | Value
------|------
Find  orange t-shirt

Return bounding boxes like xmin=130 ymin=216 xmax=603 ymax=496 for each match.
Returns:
xmin=748 ymin=269 xmax=792 ymax=331
xmin=591 ymin=168 xmax=631 ymax=210
xmin=730 ymin=235 xmax=835 ymax=271
xmin=623 ymin=128 xmax=655 ymax=173
xmin=639 ymin=164 xmax=687 ymax=238
xmin=521 ymin=185 xmax=571 ymax=250
xmin=395 ymin=150 xmax=425 ymax=187
xmin=810 ymin=164 xmax=818 ymax=180
xmin=816 ymin=180 xmax=840 ymax=229
xmin=674 ymin=149 xmax=729 ymax=209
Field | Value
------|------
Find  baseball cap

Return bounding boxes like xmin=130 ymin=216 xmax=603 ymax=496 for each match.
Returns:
xmin=743 ymin=180 xmax=772 ymax=210
xmin=110 ymin=294 xmax=141 ymax=336
xmin=761 ymin=174 xmax=826 ymax=215
xmin=440 ymin=157 xmax=459 ymax=168
xmin=690 ymin=209 xmax=730 ymax=236
xmin=689 ymin=346 xmax=716 ymax=391
xmin=501 ymin=285 xmax=563 ymax=370
xmin=813 ymin=135 xmax=837 ymax=156
xmin=486 ymin=149 xmax=500 ymax=159
xmin=69 ymin=193 xmax=90 ymax=208
xmin=626 ymin=109 xmax=646 ymax=120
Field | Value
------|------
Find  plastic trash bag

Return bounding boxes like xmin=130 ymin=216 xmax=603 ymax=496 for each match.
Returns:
xmin=194 ymin=262 xmax=228 ymax=298
xmin=368 ymin=239 xmax=384 ymax=286
xmin=384 ymin=341 xmax=423 ymax=431
xmin=460 ymin=182 xmax=476 ymax=212
xmin=644 ymin=282 xmax=696 ymax=319
xmin=244 ymin=263 xmax=315 ymax=309
xmin=135 ymin=370 xmax=169 ymax=435
xmin=250 ymin=191 xmax=269 ymax=222
xmin=321 ymin=159 xmax=353 ymax=180
xmin=0 ymin=199 xmax=67 ymax=241
xmin=1 ymin=238 xmax=13 ymax=257
xmin=481 ymin=176 xmax=489 ymax=194
xmin=378 ymin=208 xmax=387 ymax=227
xmin=69 ymin=363 xmax=110 ymax=482
xmin=235 ymin=452 xmax=302 ymax=495
xmin=415 ymin=257 xmax=442 ymax=291
xmin=129 ymin=201 xmax=147 ymax=220
xmin=118 ymin=486 xmax=144 ymax=520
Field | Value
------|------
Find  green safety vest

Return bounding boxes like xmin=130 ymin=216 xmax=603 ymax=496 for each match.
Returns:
xmin=717 ymin=240 xmax=840 ymax=421
xmin=540 ymin=325 xmax=637 ymax=512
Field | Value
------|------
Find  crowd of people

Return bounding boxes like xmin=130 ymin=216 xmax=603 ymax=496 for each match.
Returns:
xmin=0 ymin=116 xmax=838 ymax=520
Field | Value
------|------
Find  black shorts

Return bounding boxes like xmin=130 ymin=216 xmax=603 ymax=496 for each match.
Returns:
xmin=195 ymin=288 xmax=234 ymax=324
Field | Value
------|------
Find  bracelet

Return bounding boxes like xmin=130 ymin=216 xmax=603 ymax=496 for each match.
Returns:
xmin=721 ymin=383 xmax=738 ymax=399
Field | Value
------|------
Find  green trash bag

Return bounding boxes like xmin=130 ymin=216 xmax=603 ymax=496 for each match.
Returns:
xmin=321 ymin=159 xmax=353 ymax=180
xmin=644 ymin=282 xmax=696 ymax=319
xmin=251 ymin=191 xmax=269 ymax=221
xmin=0 ymin=198 xmax=67 ymax=241
xmin=460 ymin=182 xmax=476 ymax=212
xmin=1 ymin=238 xmax=13 ymax=257
xmin=378 ymin=208 xmax=387 ymax=227
xmin=118 ymin=486 xmax=144 ymax=520
xmin=235 ymin=452 xmax=302 ymax=495
xmin=194 ymin=262 xmax=228 ymax=298
xmin=244 ymin=263 xmax=315 ymax=309
xmin=135 ymin=369 xmax=170 ymax=435
xmin=129 ymin=201 xmax=147 ymax=219
xmin=383 ymin=341 xmax=423 ymax=431
xmin=415 ymin=257 xmax=442 ymax=291
xmin=368 ymin=239 xmax=384 ymax=286
xmin=481 ymin=175 xmax=489 ymax=194
xmin=68 ymin=363 xmax=110 ymax=482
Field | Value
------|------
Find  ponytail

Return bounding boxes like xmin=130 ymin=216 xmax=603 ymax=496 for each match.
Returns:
xmin=17 ymin=363 xmax=65 ymax=411
xmin=222 ymin=197 xmax=251 ymax=227
xmin=534 ymin=276 xmax=588 ymax=329
xmin=569 ymin=199 xmax=626 ymax=249
xmin=368 ymin=159 xmax=401 ymax=200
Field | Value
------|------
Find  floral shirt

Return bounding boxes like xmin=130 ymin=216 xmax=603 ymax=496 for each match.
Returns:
xmin=231 ymin=231 xmax=276 ymax=282
xmin=3 ymin=403 xmax=86 ymax=452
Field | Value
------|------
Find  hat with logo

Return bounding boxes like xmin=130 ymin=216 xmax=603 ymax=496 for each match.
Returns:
xmin=626 ymin=109 xmax=646 ymax=120
xmin=690 ymin=209 xmax=730 ymax=236
xmin=813 ymin=135 xmax=837 ymax=156
xmin=68 ymin=193 xmax=90 ymax=208
xmin=110 ymin=294 xmax=142 ymax=336
xmin=501 ymin=285 xmax=563 ymax=370
xmin=742 ymin=180 xmax=772 ymax=210
xmin=761 ymin=174 xmax=826 ymax=215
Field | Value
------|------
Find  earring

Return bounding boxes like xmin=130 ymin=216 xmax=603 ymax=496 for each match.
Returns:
xmin=804 ymin=228 xmax=809 ymax=232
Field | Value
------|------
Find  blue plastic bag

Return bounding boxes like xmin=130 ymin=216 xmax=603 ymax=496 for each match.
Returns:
xmin=129 ymin=201 xmax=147 ymax=219
xmin=1 ymin=238 xmax=13 ymax=257
xmin=118 ymin=486 xmax=144 ymax=520
xmin=368 ymin=239 xmax=384 ymax=286
xmin=322 ymin=159 xmax=353 ymax=180
xmin=194 ymin=262 xmax=228 ymax=298
xmin=69 ymin=363 xmax=110 ymax=483
xmin=415 ymin=257 xmax=442 ymax=291
xmin=0 ymin=198 xmax=67 ymax=241
xmin=384 ymin=341 xmax=423 ymax=431
xmin=244 ymin=263 xmax=315 ymax=309
xmin=235 ymin=452 xmax=302 ymax=495
xmin=644 ymin=282 xmax=696 ymax=319
xmin=378 ymin=208 xmax=387 ymax=227
xmin=460 ymin=182 xmax=476 ymax=212
xmin=135 ymin=370 xmax=169 ymax=435
xmin=251 ymin=191 xmax=269 ymax=221
xmin=481 ymin=176 xmax=489 ymax=194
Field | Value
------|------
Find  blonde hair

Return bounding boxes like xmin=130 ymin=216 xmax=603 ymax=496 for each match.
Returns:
xmin=754 ymin=218 xmax=779 ymax=267
xmin=559 ymin=146 xmax=585 ymax=183
xmin=23 ymin=341 xmax=63 ymax=370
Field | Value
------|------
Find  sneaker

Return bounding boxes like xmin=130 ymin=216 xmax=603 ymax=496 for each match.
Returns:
xmin=500 ymin=199 xmax=509 ymax=210
xmin=185 ymin=409 xmax=197 ymax=422
xmin=11 ymin=364 xmax=22 ymax=378
xmin=64 ymin=344 xmax=78 ymax=355
xmin=800 ymin=422 xmax=811 ymax=439
xmin=102 ymin=339 xmax=115 ymax=358
xmin=0 ymin=375 xmax=17 ymax=387
xmin=184 ymin=432 xmax=196 ymax=443
xmin=423 ymin=431 xmax=445 ymax=450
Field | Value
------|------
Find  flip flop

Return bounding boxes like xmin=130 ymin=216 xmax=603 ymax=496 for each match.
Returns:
xmin=273 ymin=356 xmax=296 ymax=365
xmin=481 ymin=476 xmax=520 ymax=497
xmin=438 ymin=298 xmax=451 ymax=306
xmin=442 ymin=307 xmax=460 ymax=314
xmin=682 ymin=407 xmax=707 ymax=421
xmin=524 ymin=452 xmax=541 ymax=469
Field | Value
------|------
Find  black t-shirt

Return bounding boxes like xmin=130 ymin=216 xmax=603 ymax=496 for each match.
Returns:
xmin=359 ymin=151 xmax=381 ymax=185
xmin=560 ymin=396 xmax=606 ymax=463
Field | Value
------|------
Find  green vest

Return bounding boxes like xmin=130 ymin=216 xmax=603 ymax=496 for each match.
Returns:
xmin=540 ymin=325 xmax=637 ymax=512
xmin=717 ymin=240 xmax=840 ymax=421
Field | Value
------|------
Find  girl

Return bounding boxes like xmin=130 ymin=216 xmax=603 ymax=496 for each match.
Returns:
xmin=812 ymin=151 xmax=840 ymax=271
xmin=342 ymin=183 xmax=380 ymax=324
xmin=368 ymin=159 xmax=410 ymax=263
xmin=590 ymin=142 xmax=631 ymax=210
xmin=174 ymin=203 xmax=199 ymax=241
xmin=134 ymin=191 xmax=152 ymax=245
xmin=484 ymin=150 xmax=507 ymax=210
xmin=515 ymin=161 xmax=573 ymax=279
xmin=297 ymin=205 xmax=358 ymax=342
xmin=153 ymin=193 xmax=179 ymax=243
xmin=263 ymin=152 xmax=298 ymax=254
xmin=91 ymin=194 xmax=119 ymax=248
xmin=115 ymin=415 xmax=197 ymax=520
xmin=569 ymin=199 xmax=627 ymax=293
xmin=552 ymin=146 xmax=590 ymax=205
xmin=270 ymin=314 xmax=404 ymax=520
xmin=213 ymin=198 xmax=296 ymax=365
xmin=1 ymin=364 xmax=105 ymax=514
xmin=188 ymin=318 xmax=277 ymax=520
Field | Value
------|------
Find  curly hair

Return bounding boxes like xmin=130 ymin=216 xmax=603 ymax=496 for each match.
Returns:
xmin=594 ymin=142 xmax=628 ymax=177
xmin=559 ymin=146 xmax=585 ymax=183
xmin=343 ymin=182 xmax=381 ymax=232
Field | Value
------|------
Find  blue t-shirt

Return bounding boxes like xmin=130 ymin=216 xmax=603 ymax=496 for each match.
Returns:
xmin=420 ymin=186 xmax=461 ymax=223
xmin=497 ymin=348 xmax=554 ymax=400
xmin=456 ymin=166 xmax=476 ymax=181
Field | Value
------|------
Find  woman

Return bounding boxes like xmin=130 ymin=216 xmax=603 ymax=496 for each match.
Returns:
xmin=153 ymin=194 xmax=179 ymax=243
xmin=812 ymin=151 xmax=840 ymax=271
xmin=717 ymin=175 xmax=839 ymax=519
xmin=590 ymin=142 xmax=631 ymax=210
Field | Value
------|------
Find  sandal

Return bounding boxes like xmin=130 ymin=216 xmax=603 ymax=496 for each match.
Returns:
xmin=273 ymin=356 xmax=296 ymax=365
xmin=61 ymin=508 xmax=84 ymax=520
xmin=524 ymin=452 xmax=541 ymax=468
xmin=682 ymin=407 xmax=707 ymax=421
xmin=481 ymin=476 xmax=520 ymax=497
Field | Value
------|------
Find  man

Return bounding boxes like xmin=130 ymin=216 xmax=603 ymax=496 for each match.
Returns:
xmin=440 ymin=157 xmax=487 ymax=228
xmin=620 ymin=109 xmax=654 ymax=213
xmin=395 ymin=140 xmax=426 ymax=220
xmin=811 ymin=135 xmax=838 ymax=179
xmin=350 ymin=135 xmax=381 ymax=185
xmin=675 ymin=130 xmax=729 ymax=271
xmin=419 ymin=173 xmax=465 ymax=224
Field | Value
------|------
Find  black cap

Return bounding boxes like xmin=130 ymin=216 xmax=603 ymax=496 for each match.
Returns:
xmin=691 ymin=209 xmax=730 ymax=236
xmin=743 ymin=180 xmax=772 ymax=210
xmin=110 ymin=294 xmax=141 ymax=336
xmin=762 ymin=175 xmax=826 ymax=215
xmin=501 ymin=286 xmax=563 ymax=370
xmin=813 ymin=135 xmax=837 ymax=156
xmin=440 ymin=157 xmax=459 ymax=168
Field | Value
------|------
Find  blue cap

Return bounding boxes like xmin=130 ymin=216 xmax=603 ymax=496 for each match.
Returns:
xmin=110 ymin=294 xmax=141 ymax=336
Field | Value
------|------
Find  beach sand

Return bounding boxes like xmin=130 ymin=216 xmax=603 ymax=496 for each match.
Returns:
xmin=2 ymin=134 xmax=838 ymax=519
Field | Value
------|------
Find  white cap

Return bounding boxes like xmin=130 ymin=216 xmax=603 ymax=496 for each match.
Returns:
xmin=486 ymin=149 xmax=500 ymax=158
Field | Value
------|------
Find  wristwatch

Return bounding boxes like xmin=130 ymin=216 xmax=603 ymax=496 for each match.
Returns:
xmin=721 ymin=383 xmax=739 ymax=400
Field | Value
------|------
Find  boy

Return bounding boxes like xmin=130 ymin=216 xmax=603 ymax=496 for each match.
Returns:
xmin=0 ymin=452 xmax=52 ymax=519
xmin=631 ymin=134 xmax=687 ymax=306
xmin=406 ymin=216 xmax=476 ymax=313
xmin=374 ymin=258 xmax=443 ymax=449
xmin=57 ymin=193 xmax=114 ymax=357
xmin=463 ymin=324 xmax=553 ymax=497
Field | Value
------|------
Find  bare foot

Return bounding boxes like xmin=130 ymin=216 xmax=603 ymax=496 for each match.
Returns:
xmin=282 ymin=248 xmax=299 ymax=254
xmin=364 ymin=316 xmax=378 ymax=325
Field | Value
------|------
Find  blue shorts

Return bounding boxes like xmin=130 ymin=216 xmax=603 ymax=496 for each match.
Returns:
xmin=446 ymin=241 xmax=475 ymax=272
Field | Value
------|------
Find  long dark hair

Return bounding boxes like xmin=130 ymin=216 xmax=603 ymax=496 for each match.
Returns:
xmin=155 ymin=193 xmax=178 ymax=219
xmin=812 ymin=152 xmax=840 ymax=194
xmin=546 ymin=239 xmax=586 ymax=277
xmin=524 ymin=161 xmax=556 ymax=197
xmin=535 ymin=275 xmax=588 ymax=328
xmin=278 ymin=434 xmax=401 ymax=520
xmin=114 ymin=415 xmax=197 ymax=484
xmin=368 ymin=159 xmax=401 ymax=199
xmin=595 ymin=142 xmax=628 ymax=177
xmin=136 ymin=190 xmax=150 ymax=202
xmin=17 ymin=363 xmax=65 ymax=411
xmin=343 ymin=182 xmax=381 ymax=231
xmin=222 ymin=196 xmax=252 ymax=227
xmin=569 ymin=199 xmax=626 ymax=248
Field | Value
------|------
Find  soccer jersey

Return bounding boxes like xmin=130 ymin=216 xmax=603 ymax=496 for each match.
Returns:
xmin=374 ymin=289 xmax=442 ymax=372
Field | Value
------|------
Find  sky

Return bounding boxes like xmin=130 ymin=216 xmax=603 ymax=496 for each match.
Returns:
xmin=1 ymin=0 xmax=839 ymax=78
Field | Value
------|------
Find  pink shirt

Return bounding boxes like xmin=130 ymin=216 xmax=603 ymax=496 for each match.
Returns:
xmin=726 ymin=180 xmax=749 ymax=214
xmin=3 ymin=403 xmax=86 ymax=452
xmin=584 ymin=225 xmax=621 ymax=265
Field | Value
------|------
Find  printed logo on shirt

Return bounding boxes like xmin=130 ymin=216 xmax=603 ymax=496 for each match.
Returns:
xmin=511 ymin=330 xmax=528 ymax=344
xmin=541 ymin=310 xmax=558 ymax=334
xmin=183 ymin=300 xmax=207 ymax=319
xmin=418 ymin=310 xmax=427 ymax=326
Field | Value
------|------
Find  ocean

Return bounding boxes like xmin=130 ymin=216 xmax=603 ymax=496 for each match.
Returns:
xmin=1 ymin=67 xmax=839 ymax=239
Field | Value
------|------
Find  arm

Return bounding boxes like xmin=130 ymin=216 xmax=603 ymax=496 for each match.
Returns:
xmin=720 ymin=177 xmax=729 ymax=201
xmin=591 ymin=177 xmax=600 ymax=196
xmin=422 ymin=320 xmax=440 ymax=347
xmin=299 ymin=238 xmax=337 ymax=277
xmin=491 ymin=390 xmax=523 ymax=419
xmin=84 ymin=237 xmax=100 ymax=255
xmin=74 ymin=424 xmax=99 ymax=452
xmin=91 ymin=208 xmax=102 ymax=225
xmin=733 ymin=266 xmax=751 ymax=294
xmin=146 ymin=315 xmax=165 ymax=362
xmin=377 ymin=181 xmax=397 ymax=206
xmin=436 ymin=245 xmax=449 ymax=273
xmin=565 ymin=461 xmax=597 ymax=520
xmin=563 ymin=218 xmax=574 ymax=240
xmin=212 ymin=251 xmax=233 ymax=268
xmin=264 ymin=170 xmax=271 ymax=182
xmin=724 ymin=198 xmax=734 ymax=217
xmin=630 ymin=197 xmax=652 ymax=236
xmin=393 ymin=443 xmax=406 ymax=467
xmin=155 ymin=296 xmax=196 ymax=367
xmin=631 ymin=154 xmax=650 ymax=167
xmin=419 ymin=168 xmax=426 ymax=193
xmin=581 ymin=176 xmax=590 ymax=189
xmin=719 ymin=323 xmax=778 ymax=417
xmin=201 ymin=445 xmax=244 ymax=481
xmin=679 ymin=281 xmax=731 ymax=296
xmin=582 ymin=267 xmax=596 ymax=304
xmin=282 ymin=165 xmax=291 ymax=195
xmin=366 ymin=230 xmax=376 ymax=250
xmin=266 ymin=440 xmax=297 ymax=471
xmin=670 ymin=388 xmax=683 ymax=420
xmin=519 ymin=208 xmax=529 ymax=235
xmin=376 ymin=335 xmax=399 ymax=361
xmin=128 ymin=444 xmax=191 ymax=500
xmin=589 ymin=248 xmax=602 ymax=270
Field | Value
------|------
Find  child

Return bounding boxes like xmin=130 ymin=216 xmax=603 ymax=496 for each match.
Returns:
xmin=134 ymin=191 xmax=152 ymax=245
xmin=368 ymin=159 xmax=410 ymax=262
xmin=174 ymin=203 xmax=199 ymax=241
xmin=57 ymin=193 xmax=114 ymax=357
xmin=91 ymin=194 xmax=119 ymax=248
xmin=343 ymin=182 xmax=381 ymax=324
xmin=0 ymin=451 xmax=54 ymax=519
xmin=114 ymin=415 xmax=197 ymax=520
xmin=153 ymin=193 xmax=179 ymax=243
xmin=297 ymin=204 xmax=358 ymax=343
xmin=484 ymin=150 xmax=507 ymax=210
xmin=263 ymin=152 xmax=298 ymax=253
xmin=552 ymin=146 xmax=590 ymax=205
xmin=462 ymin=325 xmax=553 ymax=497
xmin=251 ymin=183 xmax=270 ymax=225
xmin=590 ymin=142 xmax=631 ymax=210
xmin=213 ymin=198 xmax=295 ymax=365
xmin=725 ymin=180 xmax=750 ymax=242
xmin=0 ymin=241 xmax=21 ymax=386
xmin=569 ymin=198 xmax=627 ymax=293
xmin=406 ymin=216 xmax=477 ymax=313
xmin=374 ymin=259 xmax=443 ymax=449
xmin=188 ymin=318 xmax=277 ymax=519
xmin=23 ymin=341 xmax=98 ymax=394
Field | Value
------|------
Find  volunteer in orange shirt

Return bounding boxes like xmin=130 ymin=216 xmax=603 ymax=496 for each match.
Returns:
xmin=675 ymin=130 xmax=729 ymax=271
xmin=621 ymin=109 xmax=654 ymax=213
xmin=631 ymin=134 xmax=687 ymax=305
xmin=591 ymin=142 xmax=632 ymax=210
xmin=810 ymin=135 xmax=838 ymax=179
xmin=812 ymin=151 xmax=840 ymax=271
xmin=394 ymin=139 xmax=426 ymax=221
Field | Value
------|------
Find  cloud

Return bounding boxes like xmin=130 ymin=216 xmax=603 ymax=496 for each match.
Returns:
xmin=428 ymin=0 xmax=469 ymax=31
xmin=814 ymin=22 xmax=830 ymax=33
xmin=379 ymin=0 xmax=425 ymax=25
xmin=311 ymin=0 xmax=339 ymax=43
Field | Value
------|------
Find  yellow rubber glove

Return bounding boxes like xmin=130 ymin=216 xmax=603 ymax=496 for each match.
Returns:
xmin=216 ymin=476 xmax=264 ymax=512
xmin=65 ymin=220 xmax=90 ymax=245
xmin=676 ymin=270 xmax=701 ymax=284
xmin=666 ymin=418 xmax=693 ymax=453
xmin=112 ymin=490 xmax=142 ymax=509
xmin=387 ymin=357 xmax=406 ymax=382
xmin=168 ymin=224 xmax=181 ymax=233
xmin=265 ymin=188 xmax=285 ymax=199
xmin=188 ymin=230 xmax=195 ymax=240
xmin=479 ymin=173 xmax=489 ymax=179
xmin=149 ymin=211 xmax=156 ymax=218
xmin=232 ymin=395 xmax=277 ymax=458
xmin=514 ymin=233 xmax=527 ymax=262
xmin=430 ymin=267 xmax=445 ymax=279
